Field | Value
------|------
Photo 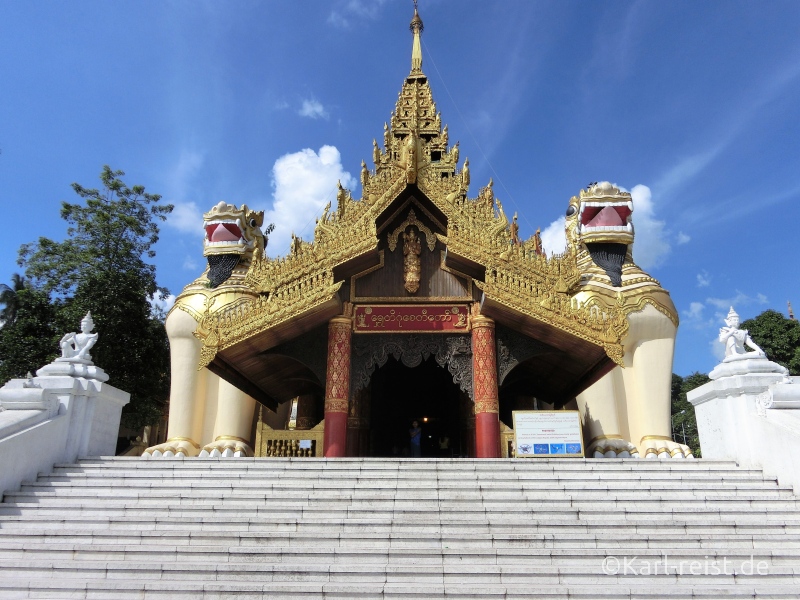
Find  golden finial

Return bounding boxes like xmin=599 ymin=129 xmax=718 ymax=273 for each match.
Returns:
xmin=410 ymin=0 xmax=424 ymax=73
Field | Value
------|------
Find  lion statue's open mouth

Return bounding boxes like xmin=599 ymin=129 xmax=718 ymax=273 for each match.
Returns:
xmin=201 ymin=201 xmax=264 ymax=288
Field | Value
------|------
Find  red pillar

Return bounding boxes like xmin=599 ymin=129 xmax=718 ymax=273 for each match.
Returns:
xmin=472 ymin=315 xmax=501 ymax=458
xmin=323 ymin=316 xmax=352 ymax=457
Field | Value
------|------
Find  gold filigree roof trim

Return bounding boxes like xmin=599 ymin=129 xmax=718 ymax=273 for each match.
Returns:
xmin=195 ymin=269 xmax=343 ymax=369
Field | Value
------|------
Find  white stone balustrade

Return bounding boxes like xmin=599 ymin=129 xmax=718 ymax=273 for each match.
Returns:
xmin=0 ymin=313 xmax=130 ymax=498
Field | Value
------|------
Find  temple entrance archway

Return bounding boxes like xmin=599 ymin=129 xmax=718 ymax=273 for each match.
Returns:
xmin=347 ymin=334 xmax=474 ymax=457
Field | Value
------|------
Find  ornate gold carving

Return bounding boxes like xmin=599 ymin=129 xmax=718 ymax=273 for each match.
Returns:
xmin=474 ymin=401 xmax=499 ymax=414
xmin=324 ymin=399 xmax=349 ymax=413
xmin=402 ymin=228 xmax=422 ymax=293
xmin=194 ymin=266 xmax=343 ymax=368
xmin=377 ymin=198 xmax=445 ymax=236
xmin=388 ymin=209 xmax=436 ymax=252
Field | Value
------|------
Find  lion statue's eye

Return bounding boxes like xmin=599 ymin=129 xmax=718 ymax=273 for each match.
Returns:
xmin=249 ymin=219 xmax=257 ymax=227
xmin=566 ymin=205 xmax=577 ymax=217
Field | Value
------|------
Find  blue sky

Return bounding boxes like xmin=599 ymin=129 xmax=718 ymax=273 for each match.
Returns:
xmin=1 ymin=0 xmax=798 ymax=377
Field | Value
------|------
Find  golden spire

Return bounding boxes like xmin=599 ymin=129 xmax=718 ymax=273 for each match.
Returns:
xmin=789 ymin=301 xmax=796 ymax=320
xmin=410 ymin=0 xmax=424 ymax=73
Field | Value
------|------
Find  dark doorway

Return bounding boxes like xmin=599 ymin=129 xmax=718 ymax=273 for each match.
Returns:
xmin=367 ymin=355 xmax=469 ymax=457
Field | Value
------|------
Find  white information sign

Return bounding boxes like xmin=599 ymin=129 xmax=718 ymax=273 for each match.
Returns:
xmin=512 ymin=410 xmax=584 ymax=458
xmin=299 ymin=440 xmax=312 ymax=449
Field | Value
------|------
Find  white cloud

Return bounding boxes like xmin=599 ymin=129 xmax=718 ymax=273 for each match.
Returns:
xmin=705 ymin=291 xmax=768 ymax=312
xmin=683 ymin=302 xmax=705 ymax=321
xmin=165 ymin=150 xmax=205 ymax=234
xmin=328 ymin=11 xmax=350 ymax=28
xmin=168 ymin=201 xmax=203 ymax=234
xmin=627 ymin=184 xmax=670 ymax=270
xmin=696 ymin=270 xmax=710 ymax=288
xmin=148 ymin=293 xmax=176 ymax=319
xmin=680 ymin=301 xmax=717 ymax=330
xmin=329 ymin=0 xmax=388 ymax=28
xmin=653 ymin=146 xmax=723 ymax=199
xmin=299 ymin=99 xmax=329 ymax=120
xmin=540 ymin=215 xmax=567 ymax=256
xmin=183 ymin=255 xmax=199 ymax=271
xmin=710 ymin=337 xmax=726 ymax=362
xmin=266 ymin=145 xmax=356 ymax=258
xmin=702 ymin=291 xmax=769 ymax=333
xmin=677 ymin=232 xmax=691 ymax=245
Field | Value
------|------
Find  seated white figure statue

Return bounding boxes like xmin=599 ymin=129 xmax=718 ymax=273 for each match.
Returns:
xmin=59 ymin=312 xmax=99 ymax=363
xmin=719 ymin=306 xmax=765 ymax=362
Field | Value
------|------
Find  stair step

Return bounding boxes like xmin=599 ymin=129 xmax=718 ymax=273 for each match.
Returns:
xmin=1 ymin=457 xmax=797 ymax=598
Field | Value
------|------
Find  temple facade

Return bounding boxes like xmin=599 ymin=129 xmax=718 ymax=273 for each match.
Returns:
xmin=144 ymin=7 xmax=691 ymax=461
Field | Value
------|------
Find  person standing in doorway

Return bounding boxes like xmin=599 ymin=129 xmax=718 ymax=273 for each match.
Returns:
xmin=409 ymin=420 xmax=422 ymax=458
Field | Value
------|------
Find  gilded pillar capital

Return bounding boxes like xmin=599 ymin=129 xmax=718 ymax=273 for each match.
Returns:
xmin=471 ymin=314 xmax=495 ymax=330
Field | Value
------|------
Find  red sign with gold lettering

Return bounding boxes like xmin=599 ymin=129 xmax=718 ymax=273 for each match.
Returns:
xmin=353 ymin=305 xmax=470 ymax=333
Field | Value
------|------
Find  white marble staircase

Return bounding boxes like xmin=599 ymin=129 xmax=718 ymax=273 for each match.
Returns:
xmin=0 ymin=458 xmax=798 ymax=599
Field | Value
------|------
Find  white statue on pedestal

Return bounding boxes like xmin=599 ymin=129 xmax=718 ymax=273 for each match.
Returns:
xmin=719 ymin=307 xmax=765 ymax=361
xmin=59 ymin=312 xmax=99 ymax=363
xmin=37 ymin=311 xmax=108 ymax=382
xmin=709 ymin=306 xmax=789 ymax=380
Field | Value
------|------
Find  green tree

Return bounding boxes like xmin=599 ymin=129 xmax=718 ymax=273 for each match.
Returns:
xmin=670 ymin=372 xmax=709 ymax=457
xmin=741 ymin=309 xmax=800 ymax=375
xmin=19 ymin=165 xmax=172 ymax=298
xmin=0 ymin=273 xmax=26 ymax=325
xmin=63 ymin=269 xmax=170 ymax=430
xmin=0 ymin=287 xmax=61 ymax=385
xmin=17 ymin=166 xmax=174 ymax=430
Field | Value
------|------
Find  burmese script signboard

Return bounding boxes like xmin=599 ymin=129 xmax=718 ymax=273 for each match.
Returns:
xmin=512 ymin=410 xmax=584 ymax=457
xmin=353 ymin=304 xmax=470 ymax=333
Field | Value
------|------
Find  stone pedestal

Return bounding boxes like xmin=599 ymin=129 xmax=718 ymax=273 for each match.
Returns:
xmin=323 ymin=317 xmax=352 ymax=457
xmin=472 ymin=315 xmax=500 ymax=458
xmin=689 ymin=358 xmax=800 ymax=492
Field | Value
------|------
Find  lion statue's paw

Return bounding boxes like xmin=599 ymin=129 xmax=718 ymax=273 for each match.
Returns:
xmin=588 ymin=437 xmax=640 ymax=458
xmin=141 ymin=439 xmax=200 ymax=459
xmin=198 ymin=438 xmax=253 ymax=458
xmin=641 ymin=437 xmax=694 ymax=459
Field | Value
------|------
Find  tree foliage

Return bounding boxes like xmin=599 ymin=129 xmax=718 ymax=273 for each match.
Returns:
xmin=18 ymin=165 xmax=172 ymax=298
xmin=0 ymin=287 xmax=61 ymax=385
xmin=0 ymin=273 xmax=26 ymax=325
xmin=741 ymin=309 xmax=800 ymax=375
xmin=14 ymin=166 xmax=174 ymax=431
xmin=63 ymin=269 xmax=171 ymax=430
xmin=670 ymin=372 xmax=709 ymax=458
